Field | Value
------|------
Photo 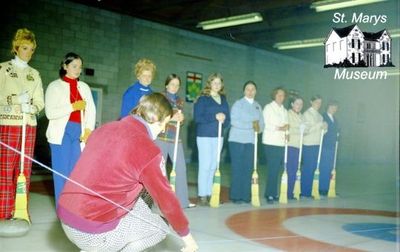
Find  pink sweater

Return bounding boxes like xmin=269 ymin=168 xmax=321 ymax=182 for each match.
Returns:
xmin=57 ymin=116 xmax=189 ymax=236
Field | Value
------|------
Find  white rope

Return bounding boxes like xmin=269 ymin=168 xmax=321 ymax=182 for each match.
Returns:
xmin=1 ymin=140 xmax=398 ymax=246
xmin=0 ymin=140 xmax=175 ymax=238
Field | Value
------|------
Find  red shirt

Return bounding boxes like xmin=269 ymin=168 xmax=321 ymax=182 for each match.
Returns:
xmin=57 ymin=116 xmax=189 ymax=236
xmin=63 ymin=76 xmax=82 ymax=123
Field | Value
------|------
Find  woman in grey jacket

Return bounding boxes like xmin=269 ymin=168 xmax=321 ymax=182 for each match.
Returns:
xmin=228 ymin=81 xmax=264 ymax=203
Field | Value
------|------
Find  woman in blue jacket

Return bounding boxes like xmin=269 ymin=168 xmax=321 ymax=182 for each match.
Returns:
xmin=193 ymin=73 xmax=230 ymax=206
xmin=120 ymin=58 xmax=156 ymax=118
xmin=228 ymin=81 xmax=264 ymax=204
xmin=319 ymin=101 xmax=339 ymax=196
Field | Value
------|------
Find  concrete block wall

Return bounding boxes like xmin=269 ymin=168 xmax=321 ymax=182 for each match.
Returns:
xmin=0 ymin=0 xmax=398 ymax=165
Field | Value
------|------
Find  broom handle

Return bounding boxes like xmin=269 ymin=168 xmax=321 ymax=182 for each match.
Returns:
xmin=297 ymin=128 xmax=304 ymax=170
xmin=284 ymin=130 xmax=288 ymax=170
xmin=216 ymin=121 xmax=222 ymax=164
xmin=80 ymin=109 xmax=85 ymax=139
xmin=316 ymin=129 xmax=325 ymax=169
xmin=253 ymin=132 xmax=257 ymax=171
xmin=333 ymin=132 xmax=339 ymax=171
xmin=172 ymin=111 xmax=181 ymax=170
xmin=20 ymin=112 xmax=27 ymax=175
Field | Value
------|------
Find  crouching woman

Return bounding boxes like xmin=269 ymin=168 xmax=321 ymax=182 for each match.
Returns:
xmin=57 ymin=93 xmax=198 ymax=252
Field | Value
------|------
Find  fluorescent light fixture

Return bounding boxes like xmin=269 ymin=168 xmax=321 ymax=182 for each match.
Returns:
xmin=273 ymin=28 xmax=399 ymax=50
xmin=311 ymin=0 xmax=387 ymax=12
xmin=273 ymin=38 xmax=325 ymax=50
xmin=387 ymin=70 xmax=400 ymax=76
xmin=197 ymin=12 xmax=263 ymax=30
xmin=389 ymin=28 xmax=400 ymax=38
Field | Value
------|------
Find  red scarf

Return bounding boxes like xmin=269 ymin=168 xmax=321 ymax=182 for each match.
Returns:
xmin=63 ymin=76 xmax=82 ymax=123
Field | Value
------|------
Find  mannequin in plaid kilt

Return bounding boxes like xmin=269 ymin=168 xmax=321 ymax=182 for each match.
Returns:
xmin=0 ymin=28 xmax=44 ymax=220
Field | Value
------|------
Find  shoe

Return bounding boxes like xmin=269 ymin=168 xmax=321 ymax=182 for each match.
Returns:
xmin=266 ymin=196 xmax=274 ymax=204
xmin=187 ymin=203 xmax=197 ymax=208
xmin=319 ymin=193 xmax=328 ymax=199
xmin=198 ymin=196 xmax=208 ymax=206
xmin=231 ymin=199 xmax=242 ymax=204
xmin=319 ymin=190 xmax=328 ymax=196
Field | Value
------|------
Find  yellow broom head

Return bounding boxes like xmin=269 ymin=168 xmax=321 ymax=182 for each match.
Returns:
xmin=328 ymin=171 xmax=336 ymax=198
xmin=209 ymin=169 xmax=221 ymax=208
xmin=169 ymin=169 xmax=176 ymax=192
xmin=13 ymin=174 xmax=31 ymax=223
xmin=279 ymin=172 xmax=288 ymax=204
xmin=293 ymin=170 xmax=301 ymax=200
xmin=251 ymin=171 xmax=260 ymax=207
xmin=312 ymin=169 xmax=320 ymax=200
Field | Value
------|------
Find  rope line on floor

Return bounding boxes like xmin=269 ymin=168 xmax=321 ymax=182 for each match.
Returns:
xmin=0 ymin=141 xmax=177 ymax=239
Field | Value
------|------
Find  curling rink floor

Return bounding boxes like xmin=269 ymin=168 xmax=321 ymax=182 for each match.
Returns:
xmin=1 ymin=163 xmax=399 ymax=252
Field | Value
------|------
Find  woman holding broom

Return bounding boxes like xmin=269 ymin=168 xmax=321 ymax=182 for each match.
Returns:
xmin=228 ymin=81 xmax=264 ymax=204
xmin=286 ymin=95 xmax=305 ymax=200
xmin=194 ymin=73 xmax=230 ymax=206
xmin=262 ymin=87 xmax=288 ymax=204
xmin=156 ymin=74 xmax=195 ymax=208
xmin=319 ymin=100 xmax=339 ymax=197
xmin=45 ymin=52 xmax=96 ymax=206
xmin=301 ymin=95 xmax=327 ymax=198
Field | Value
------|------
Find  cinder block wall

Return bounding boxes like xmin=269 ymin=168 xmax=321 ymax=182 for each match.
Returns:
xmin=1 ymin=0 xmax=398 ymax=165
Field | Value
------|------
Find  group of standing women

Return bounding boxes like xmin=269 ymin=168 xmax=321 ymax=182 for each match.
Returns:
xmin=0 ymin=27 xmax=339 ymax=252
xmin=158 ymin=71 xmax=339 ymax=207
xmin=227 ymin=86 xmax=339 ymax=204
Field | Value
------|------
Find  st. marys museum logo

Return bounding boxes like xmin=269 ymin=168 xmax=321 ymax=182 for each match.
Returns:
xmin=324 ymin=24 xmax=395 ymax=80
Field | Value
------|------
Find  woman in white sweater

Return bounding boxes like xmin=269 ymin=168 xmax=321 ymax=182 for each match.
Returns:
xmin=301 ymin=95 xmax=327 ymax=198
xmin=262 ymin=87 xmax=288 ymax=204
xmin=286 ymin=95 xmax=304 ymax=199
xmin=45 ymin=52 xmax=96 ymax=205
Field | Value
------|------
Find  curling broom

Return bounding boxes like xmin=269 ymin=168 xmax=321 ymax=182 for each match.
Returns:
xmin=293 ymin=124 xmax=305 ymax=200
xmin=169 ymin=110 xmax=181 ymax=192
xmin=210 ymin=121 xmax=222 ymax=208
xmin=13 ymin=112 xmax=31 ymax=224
xmin=251 ymin=131 xmax=260 ymax=207
xmin=328 ymin=132 xmax=339 ymax=198
xmin=279 ymin=131 xmax=289 ymax=204
xmin=312 ymin=129 xmax=325 ymax=200
xmin=80 ymin=109 xmax=86 ymax=150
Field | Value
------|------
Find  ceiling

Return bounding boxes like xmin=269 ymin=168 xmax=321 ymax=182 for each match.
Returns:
xmin=70 ymin=0 xmax=397 ymax=61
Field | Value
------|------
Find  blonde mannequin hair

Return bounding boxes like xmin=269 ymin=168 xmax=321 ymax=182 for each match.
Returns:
xmin=11 ymin=28 xmax=37 ymax=55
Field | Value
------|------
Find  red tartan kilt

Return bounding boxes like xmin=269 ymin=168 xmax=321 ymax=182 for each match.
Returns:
xmin=0 ymin=125 xmax=36 ymax=219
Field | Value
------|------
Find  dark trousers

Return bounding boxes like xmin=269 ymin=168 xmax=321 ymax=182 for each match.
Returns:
xmin=287 ymin=146 xmax=299 ymax=199
xmin=229 ymin=142 xmax=254 ymax=202
xmin=301 ymin=145 xmax=319 ymax=197
xmin=264 ymin=144 xmax=284 ymax=198
xmin=319 ymin=145 xmax=335 ymax=194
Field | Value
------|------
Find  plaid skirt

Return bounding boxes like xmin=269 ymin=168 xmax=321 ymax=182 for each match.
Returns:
xmin=0 ymin=125 xmax=36 ymax=219
xmin=61 ymin=198 xmax=170 ymax=252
